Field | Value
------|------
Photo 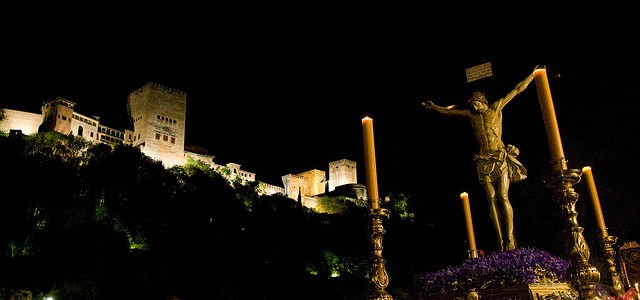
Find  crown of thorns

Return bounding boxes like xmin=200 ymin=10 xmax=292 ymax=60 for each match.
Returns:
xmin=468 ymin=91 xmax=488 ymax=104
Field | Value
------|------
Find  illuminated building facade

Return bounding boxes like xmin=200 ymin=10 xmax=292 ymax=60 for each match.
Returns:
xmin=1 ymin=83 xmax=361 ymax=205
xmin=127 ymin=82 xmax=187 ymax=168
xmin=328 ymin=159 xmax=357 ymax=191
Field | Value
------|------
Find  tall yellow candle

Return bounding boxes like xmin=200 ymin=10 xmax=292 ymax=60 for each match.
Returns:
xmin=362 ymin=117 xmax=379 ymax=210
xmin=460 ymin=192 xmax=477 ymax=252
xmin=534 ymin=68 xmax=567 ymax=171
xmin=582 ymin=166 xmax=608 ymax=238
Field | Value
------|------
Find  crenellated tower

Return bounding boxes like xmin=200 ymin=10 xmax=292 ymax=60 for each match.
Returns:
xmin=127 ymin=82 xmax=187 ymax=167
xmin=328 ymin=158 xmax=357 ymax=191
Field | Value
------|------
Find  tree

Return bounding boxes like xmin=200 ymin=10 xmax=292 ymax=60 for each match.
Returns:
xmin=1 ymin=132 xmax=401 ymax=299
xmin=23 ymin=131 xmax=90 ymax=165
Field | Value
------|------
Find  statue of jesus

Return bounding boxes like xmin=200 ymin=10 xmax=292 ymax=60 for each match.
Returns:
xmin=422 ymin=66 xmax=542 ymax=251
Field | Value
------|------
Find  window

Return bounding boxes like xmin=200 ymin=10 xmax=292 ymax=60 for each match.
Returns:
xmin=78 ymin=126 xmax=83 ymax=137
xmin=156 ymin=133 xmax=160 ymax=139
xmin=171 ymin=137 xmax=175 ymax=144
xmin=163 ymin=135 xmax=168 ymax=141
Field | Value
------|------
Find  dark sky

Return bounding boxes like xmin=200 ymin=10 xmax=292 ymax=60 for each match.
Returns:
xmin=2 ymin=4 xmax=640 ymax=245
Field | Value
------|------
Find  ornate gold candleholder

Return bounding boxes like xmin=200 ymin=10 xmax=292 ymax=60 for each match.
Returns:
xmin=601 ymin=235 xmax=625 ymax=296
xmin=368 ymin=208 xmax=393 ymax=300
xmin=542 ymin=168 xmax=601 ymax=300
xmin=468 ymin=250 xmax=480 ymax=260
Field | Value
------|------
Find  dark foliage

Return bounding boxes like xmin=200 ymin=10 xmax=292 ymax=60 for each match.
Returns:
xmin=0 ymin=135 xmax=382 ymax=299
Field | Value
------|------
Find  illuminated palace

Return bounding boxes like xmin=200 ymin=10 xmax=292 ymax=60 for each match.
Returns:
xmin=0 ymin=82 xmax=361 ymax=208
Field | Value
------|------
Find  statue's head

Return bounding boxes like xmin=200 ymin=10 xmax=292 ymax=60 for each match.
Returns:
xmin=468 ymin=91 xmax=488 ymax=105
xmin=468 ymin=91 xmax=489 ymax=112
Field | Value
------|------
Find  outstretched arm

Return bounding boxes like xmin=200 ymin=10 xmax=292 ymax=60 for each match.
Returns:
xmin=497 ymin=66 xmax=544 ymax=109
xmin=422 ymin=101 xmax=471 ymax=118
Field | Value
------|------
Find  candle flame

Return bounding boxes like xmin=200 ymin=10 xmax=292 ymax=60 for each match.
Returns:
xmin=533 ymin=68 xmax=546 ymax=75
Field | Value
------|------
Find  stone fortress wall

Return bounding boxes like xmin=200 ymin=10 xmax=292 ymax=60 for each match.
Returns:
xmin=0 ymin=82 xmax=359 ymax=207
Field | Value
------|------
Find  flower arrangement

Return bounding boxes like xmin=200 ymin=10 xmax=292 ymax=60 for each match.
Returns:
xmin=416 ymin=247 xmax=571 ymax=297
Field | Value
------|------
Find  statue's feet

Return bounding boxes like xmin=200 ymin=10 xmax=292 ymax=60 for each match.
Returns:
xmin=504 ymin=237 xmax=516 ymax=251
xmin=496 ymin=239 xmax=505 ymax=251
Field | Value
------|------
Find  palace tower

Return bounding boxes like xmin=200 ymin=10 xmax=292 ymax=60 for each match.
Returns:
xmin=127 ymin=82 xmax=187 ymax=167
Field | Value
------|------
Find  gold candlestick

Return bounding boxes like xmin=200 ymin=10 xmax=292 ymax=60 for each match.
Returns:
xmin=601 ymin=236 xmax=625 ymax=297
xmin=361 ymin=116 xmax=393 ymax=300
xmin=535 ymin=68 xmax=600 ymax=298
xmin=368 ymin=208 xmax=393 ymax=300
xmin=544 ymin=169 xmax=601 ymax=300
xmin=582 ymin=166 xmax=624 ymax=296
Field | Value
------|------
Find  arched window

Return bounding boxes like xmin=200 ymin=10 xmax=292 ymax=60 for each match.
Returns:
xmin=78 ymin=126 xmax=84 ymax=137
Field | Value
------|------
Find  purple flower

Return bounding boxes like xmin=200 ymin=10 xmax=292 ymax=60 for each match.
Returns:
xmin=416 ymin=247 xmax=570 ymax=297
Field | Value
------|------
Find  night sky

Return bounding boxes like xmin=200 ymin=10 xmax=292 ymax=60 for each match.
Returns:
xmin=2 ymin=4 xmax=639 ymax=247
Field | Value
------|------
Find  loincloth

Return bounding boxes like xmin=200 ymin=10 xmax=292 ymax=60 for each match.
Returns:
xmin=474 ymin=144 xmax=527 ymax=184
